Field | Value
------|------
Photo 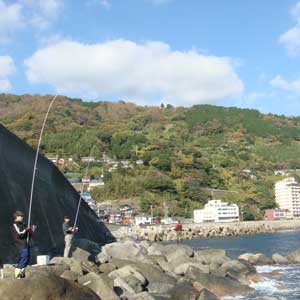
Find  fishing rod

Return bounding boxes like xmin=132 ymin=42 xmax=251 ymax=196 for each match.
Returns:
xmin=27 ymin=95 xmax=58 ymax=230
xmin=73 ymin=145 xmax=97 ymax=232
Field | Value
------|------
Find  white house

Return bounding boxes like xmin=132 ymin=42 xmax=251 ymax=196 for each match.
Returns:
xmin=194 ymin=200 xmax=240 ymax=223
xmin=87 ymin=179 xmax=105 ymax=191
xmin=81 ymin=157 xmax=96 ymax=163
xmin=135 ymin=215 xmax=153 ymax=225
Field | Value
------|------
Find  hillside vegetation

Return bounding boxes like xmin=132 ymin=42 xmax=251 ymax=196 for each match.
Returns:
xmin=2 ymin=93 xmax=300 ymax=219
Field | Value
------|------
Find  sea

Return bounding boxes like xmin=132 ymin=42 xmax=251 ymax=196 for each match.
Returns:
xmin=181 ymin=231 xmax=300 ymax=300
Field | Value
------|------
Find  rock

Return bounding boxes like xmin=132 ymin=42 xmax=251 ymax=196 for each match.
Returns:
xmin=195 ymin=249 xmax=229 ymax=265
xmin=198 ymin=288 xmax=220 ymax=300
xmin=187 ymin=266 xmax=254 ymax=298
xmin=174 ymin=262 xmax=209 ymax=276
xmin=72 ymin=239 xmax=101 ymax=255
xmin=111 ymin=259 xmax=177 ymax=294
xmin=168 ymin=281 xmax=200 ymax=300
xmin=218 ymin=259 xmax=256 ymax=277
xmin=164 ymin=244 xmax=194 ymax=261
xmin=114 ymin=276 xmax=144 ymax=294
xmin=72 ymin=247 xmax=99 ymax=273
xmin=50 ymin=257 xmax=83 ymax=275
xmin=60 ymin=270 xmax=78 ymax=282
xmin=99 ymin=262 xmax=117 ymax=274
xmin=272 ymin=253 xmax=289 ymax=265
xmin=27 ymin=264 xmax=70 ymax=278
xmin=0 ymin=272 xmax=100 ymax=300
xmin=131 ymin=292 xmax=156 ymax=300
xmin=239 ymin=253 xmax=273 ymax=265
xmin=98 ymin=241 xmax=147 ymax=263
xmin=78 ymin=272 xmax=119 ymax=300
xmin=109 ymin=265 xmax=147 ymax=286
xmin=287 ymin=250 xmax=300 ymax=263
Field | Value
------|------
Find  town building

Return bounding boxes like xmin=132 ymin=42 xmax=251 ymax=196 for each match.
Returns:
xmin=87 ymin=179 xmax=105 ymax=191
xmin=275 ymin=177 xmax=300 ymax=217
xmin=194 ymin=200 xmax=240 ymax=223
xmin=135 ymin=215 xmax=154 ymax=225
xmin=81 ymin=157 xmax=96 ymax=163
xmin=264 ymin=209 xmax=292 ymax=221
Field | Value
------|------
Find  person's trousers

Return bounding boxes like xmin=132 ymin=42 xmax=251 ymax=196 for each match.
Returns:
xmin=16 ymin=247 xmax=30 ymax=269
xmin=15 ymin=247 xmax=30 ymax=278
xmin=64 ymin=234 xmax=73 ymax=258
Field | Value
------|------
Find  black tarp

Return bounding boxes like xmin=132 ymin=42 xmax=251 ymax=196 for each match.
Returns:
xmin=0 ymin=124 xmax=113 ymax=263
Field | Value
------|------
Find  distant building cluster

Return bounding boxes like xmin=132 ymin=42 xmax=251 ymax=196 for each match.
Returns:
xmin=193 ymin=200 xmax=240 ymax=223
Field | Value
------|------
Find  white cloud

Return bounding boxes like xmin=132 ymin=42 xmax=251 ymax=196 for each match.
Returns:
xmin=279 ymin=27 xmax=300 ymax=57
xmin=0 ymin=1 xmax=24 ymax=44
xmin=24 ymin=39 xmax=243 ymax=106
xmin=21 ymin=0 xmax=63 ymax=30
xmin=279 ymin=2 xmax=300 ymax=56
xmin=0 ymin=56 xmax=16 ymax=91
xmin=270 ymin=74 xmax=300 ymax=92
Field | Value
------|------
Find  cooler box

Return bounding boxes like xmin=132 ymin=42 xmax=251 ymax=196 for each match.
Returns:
xmin=37 ymin=255 xmax=50 ymax=266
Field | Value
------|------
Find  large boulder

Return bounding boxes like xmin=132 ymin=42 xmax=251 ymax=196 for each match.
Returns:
xmin=198 ymin=288 xmax=220 ymax=300
xmin=111 ymin=259 xmax=177 ymax=294
xmin=72 ymin=247 xmax=99 ymax=273
xmin=272 ymin=253 xmax=289 ymax=265
xmin=78 ymin=272 xmax=119 ymax=300
xmin=195 ymin=249 xmax=229 ymax=265
xmin=238 ymin=253 xmax=273 ymax=265
xmin=287 ymin=250 xmax=300 ymax=263
xmin=168 ymin=281 xmax=200 ymax=300
xmin=0 ymin=124 xmax=114 ymax=263
xmin=50 ymin=257 xmax=83 ymax=275
xmin=217 ymin=259 xmax=260 ymax=284
xmin=98 ymin=241 xmax=147 ymax=263
xmin=0 ymin=272 xmax=100 ymax=300
xmin=187 ymin=266 xmax=254 ymax=298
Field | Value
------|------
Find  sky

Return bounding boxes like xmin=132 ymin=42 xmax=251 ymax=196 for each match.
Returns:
xmin=2 ymin=0 xmax=300 ymax=115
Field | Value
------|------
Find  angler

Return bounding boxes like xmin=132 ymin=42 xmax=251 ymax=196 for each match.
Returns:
xmin=12 ymin=211 xmax=34 ymax=279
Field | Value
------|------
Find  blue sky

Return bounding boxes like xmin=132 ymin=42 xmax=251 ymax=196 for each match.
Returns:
xmin=1 ymin=0 xmax=300 ymax=115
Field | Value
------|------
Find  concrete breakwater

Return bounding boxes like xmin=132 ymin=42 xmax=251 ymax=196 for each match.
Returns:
xmin=110 ymin=220 xmax=300 ymax=241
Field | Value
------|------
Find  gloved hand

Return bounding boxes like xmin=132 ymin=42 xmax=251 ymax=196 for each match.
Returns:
xmin=26 ymin=226 xmax=32 ymax=232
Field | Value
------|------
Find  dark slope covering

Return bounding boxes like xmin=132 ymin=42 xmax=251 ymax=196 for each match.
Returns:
xmin=0 ymin=124 xmax=113 ymax=263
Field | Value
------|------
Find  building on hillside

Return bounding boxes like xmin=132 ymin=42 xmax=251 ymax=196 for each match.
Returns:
xmin=264 ymin=209 xmax=292 ymax=221
xmin=47 ymin=155 xmax=58 ymax=164
xmin=194 ymin=200 xmax=240 ymax=223
xmin=87 ymin=179 xmax=104 ymax=191
xmin=135 ymin=215 xmax=154 ymax=225
xmin=81 ymin=157 xmax=96 ymax=163
xmin=80 ymin=192 xmax=96 ymax=206
xmin=274 ymin=169 xmax=289 ymax=176
xmin=275 ymin=177 xmax=300 ymax=218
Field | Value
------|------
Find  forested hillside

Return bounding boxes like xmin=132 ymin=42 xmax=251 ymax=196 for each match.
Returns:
xmin=2 ymin=93 xmax=300 ymax=220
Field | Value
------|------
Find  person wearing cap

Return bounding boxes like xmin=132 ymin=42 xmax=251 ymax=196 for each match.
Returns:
xmin=12 ymin=211 xmax=32 ymax=279
xmin=62 ymin=216 xmax=75 ymax=258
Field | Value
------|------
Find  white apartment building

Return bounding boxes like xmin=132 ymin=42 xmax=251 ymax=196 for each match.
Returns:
xmin=194 ymin=200 xmax=240 ymax=223
xmin=275 ymin=177 xmax=300 ymax=217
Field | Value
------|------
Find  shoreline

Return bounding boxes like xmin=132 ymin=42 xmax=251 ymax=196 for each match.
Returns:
xmin=109 ymin=220 xmax=300 ymax=242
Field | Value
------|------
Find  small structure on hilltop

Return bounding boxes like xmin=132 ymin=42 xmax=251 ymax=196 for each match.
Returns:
xmin=194 ymin=200 xmax=240 ymax=223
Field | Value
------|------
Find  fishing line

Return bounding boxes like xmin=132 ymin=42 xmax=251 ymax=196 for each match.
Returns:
xmin=27 ymin=95 xmax=58 ymax=229
xmin=73 ymin=145 xmax=97 ymax=232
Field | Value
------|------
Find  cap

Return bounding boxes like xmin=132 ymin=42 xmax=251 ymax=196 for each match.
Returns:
xmin=13 ymin=211 xmax=25 ymax=218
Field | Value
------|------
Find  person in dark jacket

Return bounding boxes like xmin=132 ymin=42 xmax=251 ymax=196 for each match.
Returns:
xmin=62 ymin=216 xmax=75 ymax=258
xmin=12 ymin=211 xmax=32 ymax=279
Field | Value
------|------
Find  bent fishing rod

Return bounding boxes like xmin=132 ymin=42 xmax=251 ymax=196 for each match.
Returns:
xmin=27 ymin=95 xmax=58 ymax=233
xmin=73 ymin=145 xmax=97 ymax=232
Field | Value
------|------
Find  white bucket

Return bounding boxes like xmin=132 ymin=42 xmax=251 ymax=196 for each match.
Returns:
xmin=37 ymin=255 xmax=50 ymax=266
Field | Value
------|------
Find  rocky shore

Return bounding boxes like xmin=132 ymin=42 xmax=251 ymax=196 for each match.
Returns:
xmin=1 ymin=238 xmax=300 ymax=300
xmin=111 ymin=220 xmax=300 ymax=242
